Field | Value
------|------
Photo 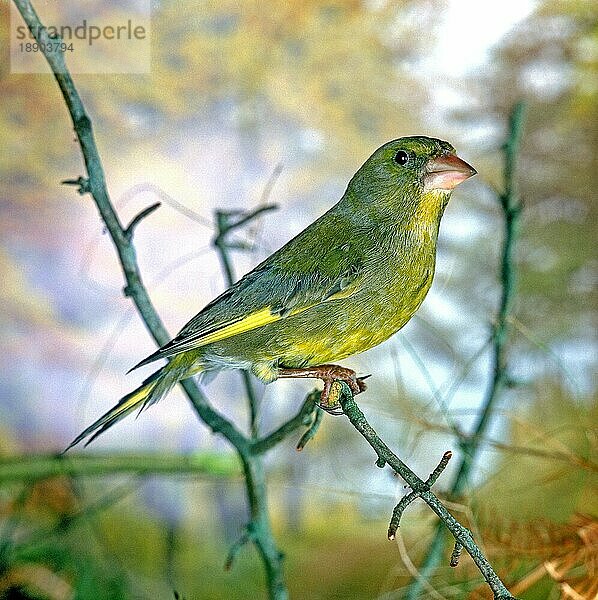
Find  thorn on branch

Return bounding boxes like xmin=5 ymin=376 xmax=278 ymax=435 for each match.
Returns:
xmin=450 ymin=541 xmax=463 ymax=567
xmin=61 ymin=176 xmax=90 ymax=195
xmin=388 ymin=490 xmax=419 ymax=540
xmin=124 ymin=202 xmax=161 ymax=241
xmin=296 ymin=407 xmax=323 ymax=451
xmin=224 ymin=526 xmax=253 ymax=571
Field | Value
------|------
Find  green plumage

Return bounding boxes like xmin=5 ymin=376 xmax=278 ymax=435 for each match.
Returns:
xmin=68 ymin=136 xmax=476 ymax=449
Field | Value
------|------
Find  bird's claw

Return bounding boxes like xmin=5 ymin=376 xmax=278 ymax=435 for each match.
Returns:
xmin=277 ymin=363 xmax=369 ymax=415
xmin=318 ymin=368 xmax=368 ymax=415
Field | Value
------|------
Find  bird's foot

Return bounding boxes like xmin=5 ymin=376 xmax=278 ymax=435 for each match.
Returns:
xmin=278 ymin=364 xmax=368 ymax=415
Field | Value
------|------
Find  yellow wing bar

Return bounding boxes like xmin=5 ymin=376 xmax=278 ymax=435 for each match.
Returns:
xmin=192 ymin=306 xmax=279 ymax=347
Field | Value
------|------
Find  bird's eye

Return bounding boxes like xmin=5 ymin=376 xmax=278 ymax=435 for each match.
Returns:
xmin=394 ymin=150 xmax=410 ymax=166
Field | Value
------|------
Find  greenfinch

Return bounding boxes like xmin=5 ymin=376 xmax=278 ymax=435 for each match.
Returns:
xmin=68 ymin=136 xmax=475 ymax=449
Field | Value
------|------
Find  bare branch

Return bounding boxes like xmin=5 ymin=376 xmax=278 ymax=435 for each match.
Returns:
xmin=12 ymin=2 xmax=289 ymax=597
xmin=338 ymin=384 xmax=518 ymax=600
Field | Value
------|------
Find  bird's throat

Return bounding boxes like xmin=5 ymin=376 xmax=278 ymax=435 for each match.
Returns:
xmin=405 ymin=189 xmax=451 ymax=234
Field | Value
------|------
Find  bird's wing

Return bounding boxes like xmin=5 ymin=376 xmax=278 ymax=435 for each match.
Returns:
xmin=130 ymin=241 xmax=366 ymax=370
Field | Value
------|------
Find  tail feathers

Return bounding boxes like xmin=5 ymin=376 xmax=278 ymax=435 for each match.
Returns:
xmin=64 ymin=372 xmax=160 ymax=452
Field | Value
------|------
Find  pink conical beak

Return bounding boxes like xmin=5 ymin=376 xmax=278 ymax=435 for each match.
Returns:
xmin=423 ymin=153 xmax=477 ymax=192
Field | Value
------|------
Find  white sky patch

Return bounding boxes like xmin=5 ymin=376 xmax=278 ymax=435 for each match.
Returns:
xmin=432 ymin=0 xmax=538 ymax=77
xmin=421 ymin=290 xmax=467 ymax=328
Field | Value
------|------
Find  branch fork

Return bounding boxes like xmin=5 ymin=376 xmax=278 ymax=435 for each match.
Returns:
xmin=388 ymin=450 xmax=453 ymax=541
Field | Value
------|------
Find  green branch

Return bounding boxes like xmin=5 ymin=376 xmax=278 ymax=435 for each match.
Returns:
xmin=338 ymin=384 xmax=517 ymax=600
xmin=212 ymin=207 xmax=278 ymax=437
xmin=11 ymin=1 xmax=237 ymax=440
xmin=405 ymin=102 xmax=526 ymax=598
xmin=252 ymin=392 xmax=319 ymax=454
xmin=452 ymin=101 xmax=525 ymax=492
xmin=0 ymin=452 xmax=240 ymax=483
xmin=210 ymin=205 xmax=291 ymax=595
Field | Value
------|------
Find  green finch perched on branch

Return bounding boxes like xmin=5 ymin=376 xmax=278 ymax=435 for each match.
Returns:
xmin=67 ymin=136 xmax=476 ymax=449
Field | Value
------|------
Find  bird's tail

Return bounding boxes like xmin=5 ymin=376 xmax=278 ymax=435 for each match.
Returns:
xmin=64 ymin=365 xmax=176 ymax=452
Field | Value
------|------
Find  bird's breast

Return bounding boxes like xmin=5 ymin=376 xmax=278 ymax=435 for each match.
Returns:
xmin=278 ymin=248 xmax=436 ymax=367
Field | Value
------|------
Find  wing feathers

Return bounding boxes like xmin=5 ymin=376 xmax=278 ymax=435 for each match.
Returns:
xmin=169 ymin=306 xmax=279 ymax=353
xmin=129 ymin=307 xmax=281 ymax=371
xmin=130 ymin=259 xmax=365 ymax=371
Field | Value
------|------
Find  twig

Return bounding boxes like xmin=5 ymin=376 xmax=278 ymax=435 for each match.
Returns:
xmin=212 ymin=206 xmax=278 ymax=437
xmin=296 ymin=406 xmax=324 ymax=451
xmin=216 ymin=205 xmax=278 ymax=234
xmin=451 ymin=101 xmax=526 ymax=491
xmin=212 ymin=189 xmax=322 ymax=600
xmin=388 ymin=451 xmax=453 ymax=541
xmin=224 ymin=528 xmax=252 ymax=571
xmin=252 ymin=392 xmax=319 ymax=454
xmin=211 ymin=200 xmax=296 ymax=600
xmin=405 ymin=101 xmax=526 ymax=598
xmin=450 ymin=541 xmax=464 ymax=567
xmin=338 ymin=384 xmax=517 ymax=599
xmin=124 ymin=201 xmax=161 ymax=240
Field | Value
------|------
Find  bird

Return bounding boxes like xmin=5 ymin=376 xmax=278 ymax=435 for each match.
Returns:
xmin=67 ymin=136 xmax=476 ymax=450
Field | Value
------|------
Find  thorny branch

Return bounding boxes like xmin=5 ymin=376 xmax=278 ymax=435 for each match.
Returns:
xmin=12 ymin=2 xmax=299 ymax=597
xmin=337 ymin=383 xmax=517 ymax=600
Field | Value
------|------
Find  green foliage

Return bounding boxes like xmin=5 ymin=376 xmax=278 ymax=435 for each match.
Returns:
xmin=475 ymin=380 xmax=597 ymax=521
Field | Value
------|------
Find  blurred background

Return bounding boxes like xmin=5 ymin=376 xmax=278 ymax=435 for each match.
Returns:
xmin=0 ymin=0 xmax=596 ymax=598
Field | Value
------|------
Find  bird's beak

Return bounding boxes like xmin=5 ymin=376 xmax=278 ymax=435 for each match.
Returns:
xmin=423 ymin=153 xmax=477 ymax=192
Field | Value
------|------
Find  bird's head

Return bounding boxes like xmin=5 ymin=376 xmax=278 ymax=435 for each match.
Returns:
xmin=347 ymin=136 xmax=476 ymax=223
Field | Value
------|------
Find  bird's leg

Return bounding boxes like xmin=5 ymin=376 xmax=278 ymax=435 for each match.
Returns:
xmin=277 ymin=364 xmax=368 ymax=414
